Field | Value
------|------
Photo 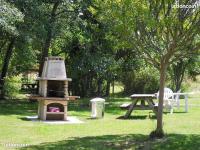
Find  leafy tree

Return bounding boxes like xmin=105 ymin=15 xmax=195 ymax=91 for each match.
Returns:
xmin=0 ymin=0 xmax=23 ymax=97
xmin=0 ymin=0 xmax=23 ymax=35
xmin=169 ymin=55 xmax=200 ymax=92
xmin=92 ymin=0 xmax=200 ymax=137
xmin=187 ymin=56 xmax=200 ymax=80
xmin=52 ymin=0 xmax=120 ymax=97
xmin=38 ymin=0 xmax=80 ymax=76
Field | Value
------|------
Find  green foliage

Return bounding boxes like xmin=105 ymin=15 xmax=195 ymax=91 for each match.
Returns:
xmin=167 ymin=56 xmax=200 ymax=91
xmin=59 ymin=0 xmax=121 ymax=97
xmin=0 ymin=0 xmax=199 ymax=99
xmin=0 ymin=0 xmax=24 ymax=35
xmin=180 ymin=82 xmax=190 ymax=92
xmin=187 ymin=56 xmax=200 ymax=80
xmin=121 ymin=67 xmax=159 ymax=94
xmin=3 ymin=75 xmax=22 ymax=99
xmin=10 ymin=36 xmax=38 ymax=74
xmin=93 ymin=0 xmax=200 ymax=70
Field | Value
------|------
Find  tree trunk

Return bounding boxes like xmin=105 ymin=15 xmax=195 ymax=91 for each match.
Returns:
xmin=112 ymin=80 xmax=114 ymax=94
xmin=0 ymin=38 xmax=15 ymax=98
xmin=150 ymin=60 xmax=168 ymax=138
xmin=88 ymin=76 xmax=93 ymax=97
xmin=157 ymin=63 xmax=167 ymax=133
xmin=172 ymin=61 xmax=186 ymax=92
xmin=0 ymin=40 xmax=7 ymax=53
xmin=97 ymin=78 xmax=102 ymax=96
xmin=38 ymin=2 xmax=60 ymax=76
xmin=81 ymin=80 xmax=86 ymax=97
xmin=82 ymin=76 xmax=88 ymax=97
xmin=105 ymin=80 xmax=110 ymax=96
xmin=175 ymin=73 xmax=184 ymax=92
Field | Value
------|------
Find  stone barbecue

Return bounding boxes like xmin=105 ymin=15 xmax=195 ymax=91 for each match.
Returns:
xmin=31 ymin=57 xmax=79 ymax=121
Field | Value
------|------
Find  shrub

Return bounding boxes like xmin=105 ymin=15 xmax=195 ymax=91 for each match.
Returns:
xmin=3 ymin=75 xmax=22 ymax=99
xmin=121 ymin=67 xmax=159 ymax=94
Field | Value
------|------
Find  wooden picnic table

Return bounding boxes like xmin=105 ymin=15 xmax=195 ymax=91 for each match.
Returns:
xmin=124 ymin=94 xmax=157 ymax=118
xmin=21 ymin=83 xmax=38 ymax=90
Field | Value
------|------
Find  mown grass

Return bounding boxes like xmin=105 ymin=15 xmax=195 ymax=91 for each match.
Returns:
xmin=0 ymin=95 xmax=200 ymax=150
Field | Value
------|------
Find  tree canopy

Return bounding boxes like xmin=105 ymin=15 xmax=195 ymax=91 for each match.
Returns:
xmin=0 ymin=0 xmax=23 ymax=35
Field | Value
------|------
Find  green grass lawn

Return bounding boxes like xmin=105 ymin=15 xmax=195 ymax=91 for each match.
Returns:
xmin=0 ymin=96 xmax=200 ymax=150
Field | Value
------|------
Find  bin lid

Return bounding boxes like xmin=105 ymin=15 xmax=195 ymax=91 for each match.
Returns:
xmin=90 ymin=97 xmax=105 ymax=102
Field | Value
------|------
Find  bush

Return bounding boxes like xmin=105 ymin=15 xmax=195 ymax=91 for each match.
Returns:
xmin=3 ymin=75 xmax=22 ymax=99
xmin=121 ymin=67 xmax=159 ymax=94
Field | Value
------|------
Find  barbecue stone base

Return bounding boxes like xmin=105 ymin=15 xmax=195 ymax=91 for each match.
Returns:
xmin=38 ymin=99 xmax=68 ymax=121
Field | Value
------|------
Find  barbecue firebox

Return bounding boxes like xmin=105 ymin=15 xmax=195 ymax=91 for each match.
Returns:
xmin=30 ymin=57 xmax=79 ymax=121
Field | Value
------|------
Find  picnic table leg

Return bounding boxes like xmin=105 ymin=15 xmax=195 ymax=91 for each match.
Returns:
xmin=37 ymin=100 xmax=41 ymax=119
xmin=177 ymin=95 xmax=180 ymax=109
xmin=146 ymin=99 xmax=157 ymax=116
xmin=141 ymin=100 xmax=145 ymax=106
xmin=124 ymin=100 xmax=138 ymax=119
xmin=185 ymin=95 xmax=188 ymax=112
xmin=148 ymin=99 xmax=155 ymax=105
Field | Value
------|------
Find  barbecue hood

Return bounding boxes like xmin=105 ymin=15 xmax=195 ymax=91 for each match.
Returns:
xmin=37 ymin=57 xmax=71 ymax=81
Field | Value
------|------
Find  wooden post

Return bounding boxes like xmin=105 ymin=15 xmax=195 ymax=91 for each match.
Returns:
xmin=64 ymin=81 xmax=68 ymax=98
xmin=64 ymin=81 xmax=68 ymax=121
xmin=64 ymin=102 xmax=68 ymax=121
xmin=37 ymin=100 xmax=41 ymax=119
xmin=42 ymin=105 xmax=47 ymax=120
xmin=185 ymin=94 xmax=188 ymax=112
xmin=40 ymin=100 xmax=47 ymax=121
xmin=124 ymin=99 xmax=138 ymax=118
xmin=43 ymin=80 xmax=47 ymax=97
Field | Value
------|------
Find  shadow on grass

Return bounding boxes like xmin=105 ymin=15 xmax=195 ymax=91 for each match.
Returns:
xmin=20 ymin=134 xmax=147 ymax=150
xmin=18 ymin=117 xmax=32 ymax=121
xmin=70 ymin=97 xmax=130 ymax=109
xmin=161 ymin=111 xmax=187 ymax=115
xmin=106 ymin=97 xmax=130 ymax=102
xmin=170 ymin=112 xmax=187 ymax=114
xmin=0 ymin=99 xmax=185 ymax=119
xmin=69 ymin=101 xmax=125 ymax=116
xmin=117 ymin=115 xmax=156 ymax=120
xmin=104 ymin=103 xmax=125 ymax=115
xmin=0 ymin=100 xmax=37 ymax=116
xmin=0 ymin=100 xmax=156 ymax=119
xmin=0 ymin=99 xmax=124 ymax=118
xmin=19 ymin=134 xmax=200 ymax=150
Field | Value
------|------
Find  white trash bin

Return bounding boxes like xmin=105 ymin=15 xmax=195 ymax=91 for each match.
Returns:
xmin=90 ymin=98 xmax=105 ymax=118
